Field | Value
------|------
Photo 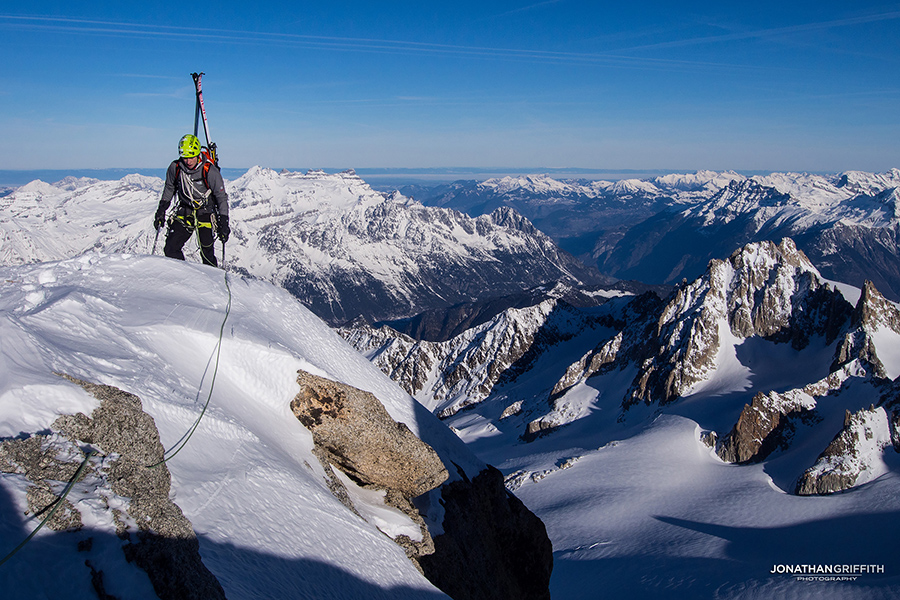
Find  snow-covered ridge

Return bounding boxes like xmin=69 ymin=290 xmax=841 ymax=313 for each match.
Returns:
xmin=652 ymin=169 xmax=745 ymax=192
xmin=0 ymin=253 xmax=556 ymax=598
xmin=478 ymin=174 xmax=585 ymax=197
xmin=0 ymin=253 xmax=468 ymax=597
xmin=476 ymin=169 xmax=749 ymax=198
xmin=0 ymin=175 xmax=164 ymax=265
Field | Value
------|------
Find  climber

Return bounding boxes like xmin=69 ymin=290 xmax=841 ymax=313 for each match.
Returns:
xmin=154 ymin=134 xmax=230 ymax=267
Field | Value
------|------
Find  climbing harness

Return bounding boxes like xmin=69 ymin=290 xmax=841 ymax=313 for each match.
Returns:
xmin=172 ymin=208 xmax=218 ymax=267
xmin=0 ymin=449 xmax=97 ymax=567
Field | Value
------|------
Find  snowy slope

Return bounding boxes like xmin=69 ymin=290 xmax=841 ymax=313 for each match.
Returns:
xmin=0 ymin=252 xmax=489 ymax=599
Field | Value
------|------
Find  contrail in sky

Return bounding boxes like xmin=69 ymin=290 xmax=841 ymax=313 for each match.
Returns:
xmin=617 ymin=10 xmax=900 ymax=51
xmin=0 ymin=14 xmax=767 ymax=72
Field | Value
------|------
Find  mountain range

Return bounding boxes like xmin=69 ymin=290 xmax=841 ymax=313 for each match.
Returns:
xmin=405 ymin=169 xmax=900 ymax=301
xmin=340 ymin=237 xmax=900 ymax=499
xmin=340 ymin=237 xmax=900 ymax=597
xmin=0 ymin=168 xmax=605 ymax=326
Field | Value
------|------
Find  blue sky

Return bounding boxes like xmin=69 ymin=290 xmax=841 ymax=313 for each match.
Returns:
xmin=1 ymin=1 xmax=899 ymax=173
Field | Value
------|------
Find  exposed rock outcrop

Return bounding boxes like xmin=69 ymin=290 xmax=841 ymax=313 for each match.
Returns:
xmin=292 ymin=369 xmax=449 ymax=498
xmin=0 ymin=375 xmax=226 ymax=600
xmin=418 ymin=466 xmax=553 ymax=600
xmin=290 ymin=370 xmax=553 ymax=600
xmin=796 ymin=406 xmax=898 ymax=495
xmin=0 ymin=434 xmax=86 ymax=532
xmin=716 ymin=387 xmax=820 ymax=464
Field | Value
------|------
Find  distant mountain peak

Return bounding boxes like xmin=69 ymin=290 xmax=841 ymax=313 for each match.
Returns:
xmin=534 ymin=238 xmax=852 ymax=432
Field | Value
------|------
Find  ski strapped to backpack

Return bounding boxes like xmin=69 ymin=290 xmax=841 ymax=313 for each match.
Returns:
xmin=192 ymin=72 xmax=218 ymax=168
xmin=185 ymin=72 xmax=222 ymax=217
xmin=168 ymin=72 xmax=219 ymax=208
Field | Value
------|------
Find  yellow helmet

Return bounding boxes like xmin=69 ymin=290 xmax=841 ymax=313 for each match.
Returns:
xmin=178 ymin=134 xmax=201 ymax=158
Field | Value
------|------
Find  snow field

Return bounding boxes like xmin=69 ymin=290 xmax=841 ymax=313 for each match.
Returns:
xmin=514 ymin=414 xmax=900 ymax=600
xmin=448 ymin=292 xmax=900 ymax=599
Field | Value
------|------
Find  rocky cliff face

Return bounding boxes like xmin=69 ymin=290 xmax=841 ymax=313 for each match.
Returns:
xmin=418 ymin=465 xmax=552 ymax=600
xmin=0 ymin=375 xmax=225 ymax=600
xmin=533 ymin=239 xmax=852 ymax=437
xmin=715 ymin=367 xmax=851 ymax=464
xmin=624 ymin=239 xmax=849 ymax=407
xmin=795 ymin=405 xmax=900 ymax=495
xmin=715 ymin=273 xmax=900 ymax=492
xmin=340 ymin=299 xmax=615 ymax=417
xmin=289 ymin=370 xmax=553 ymax=600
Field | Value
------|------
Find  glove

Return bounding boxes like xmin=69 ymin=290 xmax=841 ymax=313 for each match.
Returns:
xmin=154 ymin=209 xmax=166 ymax=231
xmin=217 ymin=215 xmax=230 ymax=243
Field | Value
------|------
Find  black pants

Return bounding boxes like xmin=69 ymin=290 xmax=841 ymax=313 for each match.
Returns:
xmin=164 ymin=213 xmax=218 ymax=267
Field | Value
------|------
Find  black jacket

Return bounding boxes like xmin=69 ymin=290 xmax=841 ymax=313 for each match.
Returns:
xmin=157 ymin=158 xmax=229 ymax=218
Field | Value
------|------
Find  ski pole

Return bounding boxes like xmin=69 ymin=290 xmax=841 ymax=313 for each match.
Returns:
xmin=152 ymin=226 xmax=160 ymax=255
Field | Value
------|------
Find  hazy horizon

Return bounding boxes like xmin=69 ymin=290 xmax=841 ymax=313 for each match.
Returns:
xmin=0 ymin=164 xmax=852 ymax=189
